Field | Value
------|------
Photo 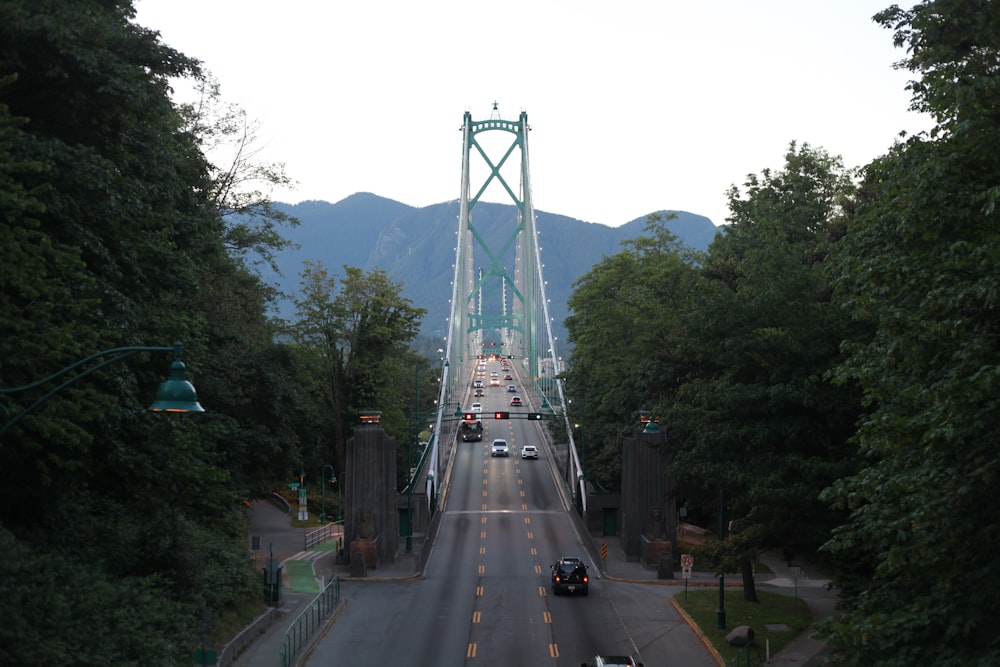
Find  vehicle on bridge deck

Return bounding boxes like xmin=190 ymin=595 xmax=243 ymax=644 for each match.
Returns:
xmin=521 ymin=445 xmax=538 ymax=459
xmin=459 ymin=419 xmax=483 ymax=442
xmin=490 ymin=439 xmax=509 ymax=457
xmin=510 ymin=396 xmax=522 ymax=406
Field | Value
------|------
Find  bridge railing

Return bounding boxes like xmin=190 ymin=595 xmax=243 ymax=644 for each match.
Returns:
xmin=279 ymin=575 xmax=341 ymax=667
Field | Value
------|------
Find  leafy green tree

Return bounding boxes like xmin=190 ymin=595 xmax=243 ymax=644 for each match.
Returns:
xmin=666 ymin=143 xmax=861 ymax=600
xmin=0 ymin=2 xmax=279 ymax=661
xmin=290 ymin=261 xmax=427 ymax=476
xmin=564 ymin=214 xmax=703 ymax=487
xmin=819 ymin=3 xmax=1000 ymax=664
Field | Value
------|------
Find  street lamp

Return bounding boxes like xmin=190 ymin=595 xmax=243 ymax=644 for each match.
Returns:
xmin=0 ymin=341 xmax=203 ymax=437
xmin=321 ymin=464 xmax=337 ymax=524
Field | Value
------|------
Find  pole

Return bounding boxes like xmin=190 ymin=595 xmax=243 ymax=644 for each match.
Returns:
xmin=716 ymin=485 xmax=726 ymax=629
xmin=321 ymin=464 xmax=335 ymax=524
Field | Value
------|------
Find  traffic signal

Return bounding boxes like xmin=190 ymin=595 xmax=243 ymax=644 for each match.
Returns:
xmin=527 ymin=413 xmax=542 ymax=420
xmin=463 ymin=413 xmax=478 ymax=421
xmin=494 ymin=411 xmax=509 ymax=420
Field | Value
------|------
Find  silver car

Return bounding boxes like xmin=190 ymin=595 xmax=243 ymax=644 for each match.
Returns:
xmin=490 ymin=439 xmax=509 ymax=457
xmin=521 ymin=445 xmax=538 ymax=459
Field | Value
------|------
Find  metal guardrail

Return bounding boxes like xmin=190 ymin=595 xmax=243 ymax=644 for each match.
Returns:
xmin=304 ymin=522 xmax=342 ymax=550
xmin=279 ymin=575 xmax=341 ymax=667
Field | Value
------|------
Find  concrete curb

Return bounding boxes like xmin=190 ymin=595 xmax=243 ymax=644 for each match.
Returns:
xmin=669 ymin=597 xmax=726 ymax=667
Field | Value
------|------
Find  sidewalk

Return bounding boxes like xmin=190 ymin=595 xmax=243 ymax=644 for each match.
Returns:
xmin=592 ymin=531 xmax=835 ymax=667
xmin=222 ymin=501 xmax=424 ymax=667
xmin=224 ymin=504 xmax=833 ymax=667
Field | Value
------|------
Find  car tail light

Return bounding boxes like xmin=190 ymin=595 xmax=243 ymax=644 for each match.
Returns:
xmin=583 ymin=575 xmax=589 ymax=583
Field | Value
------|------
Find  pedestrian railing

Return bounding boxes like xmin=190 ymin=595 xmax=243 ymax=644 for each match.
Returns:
xmin=304 ymin=522 xmax=342 ymax=550
xmin=279 ymin=575 xmax=341 ymax=667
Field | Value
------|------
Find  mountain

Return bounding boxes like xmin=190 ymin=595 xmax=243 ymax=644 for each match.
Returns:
xmin=260 ymin=193 xmax=720 ymax=347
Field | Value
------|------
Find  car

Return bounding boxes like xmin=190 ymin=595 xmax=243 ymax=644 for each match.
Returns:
xmin=580 ymin=657 xmax=643 ymax=667
xmin=504 ymin=373 xmax=513 ymax=380
xmin=521 ymin=445 xmax=538 ymax=459
xmin=507 ymin=384 xmax=517 ymax=392
xmin=490 ymin=439 xmax=509 ymax=457
xmin=490 ymin=377 xmax=500 ymax=387
xmin=473 ymin=379 xmax=484 ymax=389
xmin=474 ymin=388 xmax=485 ymax=397
xmin=510 ymin=396 xmax=522 ymax=406
xmin=471 ymin=402 xmax=483 ymax=413
xmin=551 ymin=556 xmax=589 ymax=595
xmin=490 ymin=370 xmax=498 ymax=377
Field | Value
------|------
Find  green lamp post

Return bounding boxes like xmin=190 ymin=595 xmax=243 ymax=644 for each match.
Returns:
xmin=1 ymin=341 xmax=203 ymax=437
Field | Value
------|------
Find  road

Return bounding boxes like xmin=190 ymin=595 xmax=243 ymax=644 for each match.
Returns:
xmin=304 ymin=359 xmax=715 ymax=666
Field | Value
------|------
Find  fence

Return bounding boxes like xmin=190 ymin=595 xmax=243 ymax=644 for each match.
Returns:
xmin=304 ymin=521 xmax=342 ymax=550
xmin=279 ymin=575 xmax=341 ymax=667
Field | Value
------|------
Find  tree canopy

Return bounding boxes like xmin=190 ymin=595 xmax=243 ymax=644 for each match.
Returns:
xmin=816 ymin=2 xmax=1000 ymax=664
xmin=0 ymin=2 xmax=431 ymax=663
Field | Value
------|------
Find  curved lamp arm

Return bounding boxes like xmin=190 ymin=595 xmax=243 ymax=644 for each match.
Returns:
xmin=0 ymin=341 xmax=203 ymax=437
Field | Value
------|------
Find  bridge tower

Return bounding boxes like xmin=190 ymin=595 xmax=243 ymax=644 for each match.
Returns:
xmin=448 ymin=106 xmax=548 ymax=382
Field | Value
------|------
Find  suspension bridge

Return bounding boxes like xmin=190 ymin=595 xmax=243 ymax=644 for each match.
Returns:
xmin=418 ymin=106 xmax=586 ymax=515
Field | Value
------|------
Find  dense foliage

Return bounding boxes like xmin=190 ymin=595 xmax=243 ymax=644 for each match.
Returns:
xmin=563 ymin=1 xmax=1000 ymax=664
xmin=0 ymin=2 xmax=431 ymax=663
xmin=817 ymin=2 xmax=1000 ymax=664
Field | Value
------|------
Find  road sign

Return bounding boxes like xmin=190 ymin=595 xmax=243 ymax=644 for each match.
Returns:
xmin=681 ymin=553 xmax=694 ymax=568
xmin=682 ymin=566 xmax=692 ymax=580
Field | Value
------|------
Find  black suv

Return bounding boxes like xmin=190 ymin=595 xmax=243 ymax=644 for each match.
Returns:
xmin=551 ymin=556 xmax=589 ymax=595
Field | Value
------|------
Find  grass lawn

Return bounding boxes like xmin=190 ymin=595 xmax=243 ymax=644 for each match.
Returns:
xmin=673 ymin=588 xmax=812 ymax=664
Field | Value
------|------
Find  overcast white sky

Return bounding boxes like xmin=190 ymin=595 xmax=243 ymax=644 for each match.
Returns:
xmin=135 ymin=0 xmax=931 ymax=228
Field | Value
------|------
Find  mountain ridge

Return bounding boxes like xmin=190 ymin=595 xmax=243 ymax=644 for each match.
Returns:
xmin=262 ymin=194 xmax=721 ymax=347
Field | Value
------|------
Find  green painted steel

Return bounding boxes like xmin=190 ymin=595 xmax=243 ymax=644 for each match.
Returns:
xmin=435 ymin=106 xmax=587 ymax=514
xmin=454 ymin=109 xmax=539 ymax=379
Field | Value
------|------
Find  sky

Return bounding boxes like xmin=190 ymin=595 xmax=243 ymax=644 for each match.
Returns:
xmin=134 ymin=0 xmax=932 ymax=228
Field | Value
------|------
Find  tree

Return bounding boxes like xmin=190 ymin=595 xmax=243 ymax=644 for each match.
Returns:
xmin=665 ymin=143 xmax=861 ymax=601
xmin=290 ymin=261 xmax=426 ymax=475
xmin=176 ymin=72 xmax=300 ymax=274
xmin=819 ymin=3 xmax=1000 ymax=664
xmin=563 ymin=214 xmax=703 ymax=488
xmin=0 ymin=2 xmax=275 ymax=661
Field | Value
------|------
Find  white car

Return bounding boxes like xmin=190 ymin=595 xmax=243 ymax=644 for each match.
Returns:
xmin=471 ymin=402 xmax=482 ymax=413
xmin=521 ymin=445 xmax=538 ymax=459
xmin=490 ymin=439 xmax=509 ymax=457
